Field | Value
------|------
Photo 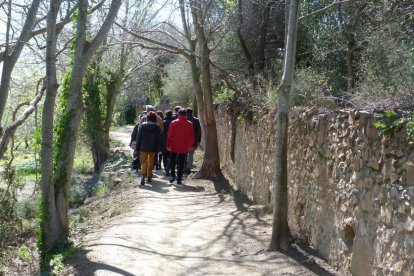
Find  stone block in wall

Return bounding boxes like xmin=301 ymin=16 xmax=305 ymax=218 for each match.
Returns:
xmin=406 ymin=162 xmax=414 ymax=185
xmin=351 ymin=236 xmax=373 ymax=276
xmin=380 ymin=205 xmax=393 ymax=226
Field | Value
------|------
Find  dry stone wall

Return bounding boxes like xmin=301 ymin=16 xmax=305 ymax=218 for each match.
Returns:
xmin=216 ymin=106 xmax=413 ymax=275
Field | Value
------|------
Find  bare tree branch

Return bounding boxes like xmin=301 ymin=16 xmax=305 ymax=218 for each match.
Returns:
xmin=30 ymin=0 xmax=106 ymax=38
xmin=115 ymin=21 xmax=192 ymax=57
xmin=0 ymin=79 xmax=46 ymax=159
xmin=299 ymin=0 xmax=354 ymax=20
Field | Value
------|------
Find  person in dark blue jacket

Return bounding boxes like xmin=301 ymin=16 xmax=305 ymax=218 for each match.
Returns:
xmin=136 ymin=111 xmax=161 ymax=186
xmin=161 ymin=110 xmax=174 ymax=176
xmin=185 ymin=107 xmax=202 ymax=174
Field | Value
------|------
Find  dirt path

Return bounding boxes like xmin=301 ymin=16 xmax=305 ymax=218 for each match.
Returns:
xmin=66 ymin=127 xmax=337 ymax=276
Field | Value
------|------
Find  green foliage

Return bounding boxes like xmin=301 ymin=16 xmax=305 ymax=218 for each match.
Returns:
xmin=353 ymin=24 xmax=414 ymax=108
xmin=37 ymin=197 xmax=47 ymax=270
xmin=17 ymin=199 xmax=37 ymax=220
xmin=53 ymin=69 xmax=74 ymax=181
xmin=237 ymin=113 xmax=245 ymax=121
xmin=218 ymin=0 xmax=237 ymax=10
xmin=49 ymin=254 xmax=64 ymax=275
xmin=162 ymin=60 xmax=194 ymax=104
xmin=40 ymin=238 xmax=78 ymax=275
xmin=149 ymin=72 xmax=163 ymax=106
xmin=109 ymin=138 xmax=123 ymax=148
xmin=16 ymin=166 xmax=39 ymax=179
xmin=406 ymin=111 xmax=414 ymax=142
xmin=0 ymin=162 xmax=26 ymax=249
xmin=18 ymin=244 xmax=32 ymax=262
xmin=82 ymin=64 xmax=106 ymax=146
xmin=214 ymin=86 xmax=235 ymax=103
xmin=94 ymin=183 xmax=109 ymax=197
xmin=69 ymin=184 xmax=87 ymax=208
xmin=0 ymin=188 xmax=18 ymax=246
xmin=373 ymin=111 xmax=404 ymax=136
xmin=291 ymin=68 xmax=335 ymax=108
xmin=73 ymin=142 xmax=94 ymax=174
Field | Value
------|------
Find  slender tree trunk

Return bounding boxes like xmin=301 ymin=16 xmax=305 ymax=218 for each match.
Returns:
xmin=269 ymin=0 xmax=300 ymax=251
xmin=338 ymin=3 xmax=366 ymax=93
xmin=346 ymin=38 xmax=356 ymax=91
xmin=40 ymin=0 xmax=62 ymax=259
xmin=52 ymin=0 xmax=122 ymax=239
xmin=188 ymin=55 xmax=206 ymax=141
xmin=190 ymin=0 xmax=222 ymax=179
xmin=0 ymin=0 xmax=42 ymax=129
xmin=255 ymin=1 xmax=273 ymax=72
xmin=179 ymin=0 xmax=206 ymax=143
xmin=237 ymin=0 xmax=254 ymax=71
xmin=192 ymin=94 xmax=198 ymax=117
xmin=84 ymin=65 xmax=108 ymax=171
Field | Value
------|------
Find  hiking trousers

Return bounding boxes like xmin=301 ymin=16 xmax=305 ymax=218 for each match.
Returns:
xmin=140 ymin=151 xmax=156 ymax=177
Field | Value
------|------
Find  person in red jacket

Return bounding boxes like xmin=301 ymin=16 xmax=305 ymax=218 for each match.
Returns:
xmin=167 ymin=108 xmax=194 ymax=184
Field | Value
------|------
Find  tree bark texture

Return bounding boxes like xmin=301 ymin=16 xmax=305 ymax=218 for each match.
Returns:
xmin=40 ymin=0 xmax=63 ymax=256
xmin=84 ymin=66 xmax=108 ymax=171
xmin=270 ymin=0 xmax=300 ymax=251
xmin=52 ymin=0 xmax=122 ymax=241
xmin=190 ymin=0 xmax=222 ymax=179
xmin=0 ymin=0 xmax=42 ymax=130
xmin=179 ymin=0 xmax=206 ymax=142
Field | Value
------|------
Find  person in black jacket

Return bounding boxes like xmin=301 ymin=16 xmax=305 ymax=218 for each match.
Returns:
xmin=185 ymin=107 xmax=202 ymax=174
xmin=136 ymin=111 xmax=161 ymax=186
xmin=161 ymin=110 xmax=174 ymax=175
xmin=171 ymin=105 xmax=182 ymax=120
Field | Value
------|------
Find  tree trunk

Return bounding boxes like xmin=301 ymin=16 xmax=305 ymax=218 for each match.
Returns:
xmin=255 ymin=1 xmax=273 ymax=72
xmin=179 ymin=0 xmax=206 ymax=144
xmin=91 ymin=131 xmax=110 ymax=171
xmin=237 ymin=0 xmax=254 ymax=71
xmin=192 ymin=93 xmax=198 ymax=117
xmin=0 ymin=0 xmax=42 ymax=129
xmin=188 ymin=55 xmax=206 ymax=142
xmin=190 ymin=0 xmax=222 ymax=179
xmin=338 ymin=3 xmax=367 ymax=93
xmin=346 ymin=37 xmax=356 ymax=91
xmin=52 ymin=0 xmax=122 ymax=241
xmin=40 ymin=0 xmax=62 ymax=262
xmin=269 ymin=0 xmax=300 ymax=251
xmin=84 ymin=66 xmax=108 ymax=171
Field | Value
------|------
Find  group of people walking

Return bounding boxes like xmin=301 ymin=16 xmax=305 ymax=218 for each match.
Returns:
xmin=130 ymin=105 xmax=201 ymax=186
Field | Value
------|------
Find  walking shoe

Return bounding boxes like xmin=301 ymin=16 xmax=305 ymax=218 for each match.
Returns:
xmin=140 ymin=175 xmax=145 ymax=186
xmin=177 ymin=179 xmax=182 ymax=185
xmin=147 ymin=176 xmax=152 ymax=183
xmin=169 ymin=177 xmax=176 ymax=183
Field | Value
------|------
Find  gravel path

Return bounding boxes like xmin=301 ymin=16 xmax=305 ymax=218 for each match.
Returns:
xmin=65 ymin=127 xmax=337 ymax=276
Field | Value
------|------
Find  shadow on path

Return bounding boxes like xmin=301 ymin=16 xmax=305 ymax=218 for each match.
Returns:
xmin=139 ymin=179 xmax=170 ymax=194
xmin=283 ymin=246 xmax=338 ymax=276
xmin=66 ymin=249 xmax=136 ymax=276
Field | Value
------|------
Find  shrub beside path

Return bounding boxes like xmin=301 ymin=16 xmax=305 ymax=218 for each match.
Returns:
xmin=65 ymin=126 xmax=337 ymax=275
